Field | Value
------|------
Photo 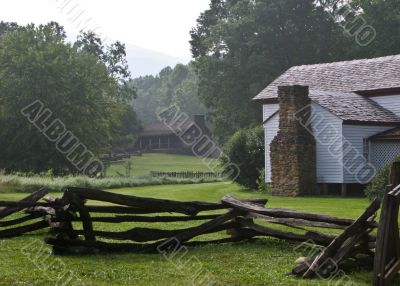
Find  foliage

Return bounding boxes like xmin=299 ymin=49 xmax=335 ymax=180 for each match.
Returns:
xmin=364 ymin=157 xmax=400 ymax=200
xmin=190 ymin=0 xmax=352 ymax=142
xmin=75 ymin=31 xmax=137 ymax=101
xmin=0 ymin=174 xmax=224 ymax=193
xmin=0 ymin=21 xmax=18 ymax=36
xmin=256 ymin=168 xmax=270 ymax=193
xmin=349 ymin=0 xmax=400 ymax=58
xmin=108 ymin=103 xmax=141 ymax=152
xmin=364 ymin=166 xmax=389 ymax=200
xmin=133 ymin=63 xmax=206 ymax=123
xmin=221 ymin=125 xmax=264 ymax=189
xmin=0 ymin=22 xmax=139 ymax=174
xmin=190 ymin=0 xmax=400 ymax=142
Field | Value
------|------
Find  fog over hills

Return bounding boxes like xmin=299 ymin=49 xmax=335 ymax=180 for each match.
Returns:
xmin=125 ymin=44 xmax=189 ymax=78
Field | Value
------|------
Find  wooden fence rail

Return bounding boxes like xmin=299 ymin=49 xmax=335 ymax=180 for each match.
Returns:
xmin=41 ymin=187 xmax=374 ymax=257
xmin=0 ymin=188 xmax=49 ymax=238
xmin=373 ymin=162 xmax=400 ymax=286
xmin=2 ymin=179 xmax=400 ymax=284
xmin=150 ymin=171 xmax=224 ymax=179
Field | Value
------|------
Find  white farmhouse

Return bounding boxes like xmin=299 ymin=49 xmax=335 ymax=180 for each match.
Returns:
xmin=253 ymin=55 xmax=400 ymax=196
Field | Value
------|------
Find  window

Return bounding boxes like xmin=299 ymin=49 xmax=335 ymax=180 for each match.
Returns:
xmin=363 ymin=138 xmax=370 ymax=161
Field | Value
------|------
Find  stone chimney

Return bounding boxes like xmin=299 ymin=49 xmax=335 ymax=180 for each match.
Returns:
xmin=270 ymin=85 xmax=317 ymax=196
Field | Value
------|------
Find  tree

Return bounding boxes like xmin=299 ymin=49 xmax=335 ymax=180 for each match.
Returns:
xmin=190 ymin=0 xmax=352 ymax=142
xmin=0 ymin=23 xmax=138 ymax=174
xmin=221 ymin=125 xmax=264 ymax=189
xmin=0 ymin=21 xmax=18 ymax=37
xmin=108 ymin=103 xmax=141 ymax=152
xmin=133 ymin=63 xmax=206 ymax=123
xmin=350 ymin=0 xmax=400 ymax=58
xmin=75 ymin=31 xmax=137 ymax=101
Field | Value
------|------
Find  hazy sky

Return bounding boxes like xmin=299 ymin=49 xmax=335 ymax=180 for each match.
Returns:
xmin=0 ymin=0 xmax=210 ymax=60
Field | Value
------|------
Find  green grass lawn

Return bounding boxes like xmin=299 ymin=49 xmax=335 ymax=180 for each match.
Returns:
xmin=0 ymin=183 xmax=393 ymax=286
xmin=106 ymin=153 xmax=221 ymax=177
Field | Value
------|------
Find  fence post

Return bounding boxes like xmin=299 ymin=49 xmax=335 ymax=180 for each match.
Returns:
xmin=373 ymin=162 xmax=400 ymax=286
xmin=389 ymin=161 xmax=400 ymax=189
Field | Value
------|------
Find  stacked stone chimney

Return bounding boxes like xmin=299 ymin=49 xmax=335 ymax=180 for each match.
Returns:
xmin=270 ymin=85 xmax=317 ymax=196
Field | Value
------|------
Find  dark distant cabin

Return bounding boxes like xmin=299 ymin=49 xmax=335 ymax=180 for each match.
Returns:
xmin=133 ymin=115 xmax=211 ymax=154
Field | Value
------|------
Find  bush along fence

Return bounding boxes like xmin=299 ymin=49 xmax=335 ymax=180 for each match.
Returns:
xmin=1 ymin=162 xmax=400 ymax=285
xmin=150 ymin=171 xmax=224 ymax=179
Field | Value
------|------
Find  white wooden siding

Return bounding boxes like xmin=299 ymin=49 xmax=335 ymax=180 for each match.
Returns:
xmin=311 ymin=103 xmax=344 ymax=183
xmin=342 ymin=125 xmax=394 ymax=183
xmin=263 ymin=104 xmax=278 ymax=122
xmin=263 ymin=103 xmax=344 ymax=183
xmin=264 ymin=113 xmax=279 ymax=183
xmin=370 ymin=95 xmax=400 ymax=116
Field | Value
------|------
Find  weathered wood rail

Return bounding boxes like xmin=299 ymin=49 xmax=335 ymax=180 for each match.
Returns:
xmin=373 ymin=162 xmax=400 ymax=286
xmin=36 ymin=187 xmax=371 ymax=256
xmin=0 ymin=188 xmax=50 ymax=238
xmin=290 ymin=162 xmax=400 ymax=285
xmin=150 ymin=171 xmax=224 ymax=179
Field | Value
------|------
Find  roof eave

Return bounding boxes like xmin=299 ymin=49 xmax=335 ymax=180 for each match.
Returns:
xmin=253 ymin=97 xmax=278 ymax=104
xmin=355 ymin=87 xmax=400 ymax=97
xmin=343 ymin=120 xmax=400 ymax=126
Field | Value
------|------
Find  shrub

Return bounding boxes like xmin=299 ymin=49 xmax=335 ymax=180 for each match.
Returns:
xmin=256 ymin=168 xmax=271 ymax=193
xmin=0 ymin=174 xmax=225 ymax=193
xmin=364 ymin=165 xmax=390 ymax=200
xmin=364 ymin=156 xmax=400 ymax=200
xmin=221 ymin=126 xmax=264 ymax=189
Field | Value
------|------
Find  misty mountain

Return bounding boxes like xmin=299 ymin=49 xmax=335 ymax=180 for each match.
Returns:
xmin=125 ymin=44 xmax=189 ymax=78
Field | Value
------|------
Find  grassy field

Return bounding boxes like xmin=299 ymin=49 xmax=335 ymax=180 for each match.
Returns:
xmin=0 ymin=183 xmax=393 ymax=286
xmin=0 ymin=153 xmax=223 ymax=193
xmin=106 ymin=153 xmax=221 ymax=176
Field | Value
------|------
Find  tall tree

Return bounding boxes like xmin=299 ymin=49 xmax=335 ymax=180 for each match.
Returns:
xmin=0 ymin=21 xmax=18 ymax=36
xmin=0 ymin=23 xmax=138 ymax=174
xmin=190 ymin=0 xmax=351 ymax=142
xmin=133 ymin=63 xmax=206 ymax=123
xmin=350 ymin=0 xmax=400 ymax=58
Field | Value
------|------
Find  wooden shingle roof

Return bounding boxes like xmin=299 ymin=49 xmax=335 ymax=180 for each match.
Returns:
xmin=139 ymin=120 xmax=193 ymax=136
xmin=309 ymin=90 xmax=400 ymax=125
xmin=254 ymin=55 xmax=400 ymax=101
